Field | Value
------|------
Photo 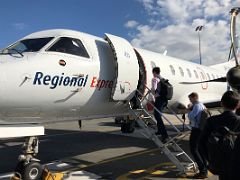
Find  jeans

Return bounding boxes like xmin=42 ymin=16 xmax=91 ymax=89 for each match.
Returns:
xmin=154 ymin=97 xmax=168 ymax=138
xmin=190 ymin=128 xmax=207 ymax=173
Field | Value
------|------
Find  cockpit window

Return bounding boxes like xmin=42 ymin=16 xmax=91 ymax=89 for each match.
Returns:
xmin=2 ymin=37 xmax=53 ymax=54
xmin=47 ymin=37 xmax=90 ymax=58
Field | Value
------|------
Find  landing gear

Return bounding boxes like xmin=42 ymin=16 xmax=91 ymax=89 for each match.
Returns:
xmin=121 ymin=121 xmax=135 ymax=133
xmin=78 ymin=120 xmax=82 ymax=129
xmin=14 ymin=136 xmax=43 ymax=180
xmin=114 ymin=116 xmax=124 ymax=124
xmin=120 ymin=116 xmax=135 ymax=133
xmin=15 ymin=161 xmax=43 ymax=180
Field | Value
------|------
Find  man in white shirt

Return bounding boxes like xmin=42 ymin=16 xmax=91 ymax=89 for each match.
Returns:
xmin=151 ymin=67 xmax=169 ymax=143
xmin=188 ymin=92 xmax=207 ymax=178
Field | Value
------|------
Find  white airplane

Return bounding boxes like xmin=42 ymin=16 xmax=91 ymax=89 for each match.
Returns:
xmin=0 ymin=29 xmax=231 ymax=126
xmin=1 ymin=7 xmax=240 ymax=180
xmin=0 ymin=28 xmax=230 ymax=179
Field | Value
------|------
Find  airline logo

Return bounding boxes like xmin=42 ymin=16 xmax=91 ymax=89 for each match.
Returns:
xmin=90 ymin=76 xmax=113 ymax=90
xmin=33 ymin=72 xmax=88 ymax=89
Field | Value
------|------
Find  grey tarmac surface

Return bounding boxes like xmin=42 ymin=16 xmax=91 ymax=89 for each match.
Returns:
xmin=0 ymin=115 xmax=218 ymax=180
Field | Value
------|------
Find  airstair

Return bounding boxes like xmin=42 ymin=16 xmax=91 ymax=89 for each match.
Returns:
xmin=128 ymin=87 xmax=196 ymax=176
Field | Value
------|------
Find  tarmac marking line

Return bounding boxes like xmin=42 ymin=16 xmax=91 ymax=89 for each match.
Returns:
xmin=61 ymin=148 xmax=160 ymax=173
xmin=116 ymin=162 xmax=173 ymax=180
xmin=130 ymin=170 xmax=146 ymax=174
xmin=116 ymin=161 xmax=215 ymax=180
xmin=151 ymin=170 xmax=168 ymax=175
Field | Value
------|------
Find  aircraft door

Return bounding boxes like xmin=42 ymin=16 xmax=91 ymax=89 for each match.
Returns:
xmin=196 ymin=67 xmax=208 ymax=90
xmin=104 ymin=33 xmax=139 ymax=101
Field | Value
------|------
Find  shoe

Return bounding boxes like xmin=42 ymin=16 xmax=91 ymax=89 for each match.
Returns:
xmin=161 ymin=136 xmax=169 ymax=143
xmin=192 ymin=172 xmax=208 ymax=179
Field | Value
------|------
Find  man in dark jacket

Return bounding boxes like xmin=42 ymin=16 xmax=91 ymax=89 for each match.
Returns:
xmin=228 ymin=136 xmax=240 ymax=179
xmin=151 ymin=67 xmax=169 ymax=143
xmin=199 ymin=91 xmax=240 ymax=180
xmin=228 ymin=107 xmax=240 ymax=179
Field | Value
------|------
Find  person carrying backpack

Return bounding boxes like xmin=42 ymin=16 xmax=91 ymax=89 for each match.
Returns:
xmin=151 ymin=67 xmax=169 ymax=143
xmin=199 ymin=91 xmax=240 ymax=180
xmin=228 ymin=134 xmax=240 ymax=179
xmin=187 ymin=92 xmax=208 ymax=179
xmin=230 ymin=107 xmax=240 ymax=179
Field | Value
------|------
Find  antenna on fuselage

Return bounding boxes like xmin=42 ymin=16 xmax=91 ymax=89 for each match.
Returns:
xmin=163 ymin=50 xmax=167 ymax=56
xmin=229 ymin=7 xmax=240 ymax=65
xmin=196 ymin=25 xmax=204 ymax=65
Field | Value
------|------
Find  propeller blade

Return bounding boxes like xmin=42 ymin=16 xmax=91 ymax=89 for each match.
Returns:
xmin=179 ymin=77 xmax=227 ymax=84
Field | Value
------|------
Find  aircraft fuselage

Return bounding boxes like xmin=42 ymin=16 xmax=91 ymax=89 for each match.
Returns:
xmin=0 ymin=29 xmax=231 ymax=124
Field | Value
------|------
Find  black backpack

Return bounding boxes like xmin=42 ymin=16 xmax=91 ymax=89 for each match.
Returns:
xmin=207 ymin=123 xmax=240 ymax=175
xmin=156 ymin=78 xmax=173 ymax=100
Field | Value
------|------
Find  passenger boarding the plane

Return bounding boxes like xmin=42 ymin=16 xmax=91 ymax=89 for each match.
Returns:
xmin=151 ymin=67 xmax=169 ymax=143
xmin=187 ymin=92 xmax=208 ymax=179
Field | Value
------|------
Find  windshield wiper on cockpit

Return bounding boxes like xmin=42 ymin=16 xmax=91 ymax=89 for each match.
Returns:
xmin=10 ymin=48 xmax=24 ymax=57
xmin=0 ymin=48 xmax=24 ymax=57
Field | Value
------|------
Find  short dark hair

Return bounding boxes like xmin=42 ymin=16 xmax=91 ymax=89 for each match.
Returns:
xmin=188 ymin=92 xmax=198 ymax=99
xmin=221 ymin=91 xmax=240 ymax=110
xmin=152 ymin=67 xmax=160 ymax=74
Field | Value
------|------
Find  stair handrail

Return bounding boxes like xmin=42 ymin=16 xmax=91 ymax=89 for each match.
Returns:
xmin=135 ymin=89 xmax=181 ymax=133
xmin=140 ymin=85 xmax=191 ymax=130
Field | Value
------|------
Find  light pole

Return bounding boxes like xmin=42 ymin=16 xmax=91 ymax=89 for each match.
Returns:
xmin=195 ymin=25 xmax=204 ymax=65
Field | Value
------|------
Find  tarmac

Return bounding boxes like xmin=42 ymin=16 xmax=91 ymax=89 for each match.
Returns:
xmin=0 ymin=114 xmax=218 ymax=180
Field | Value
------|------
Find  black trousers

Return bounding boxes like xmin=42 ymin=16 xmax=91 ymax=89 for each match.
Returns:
xmin=154 ymin=97 xmax=168 ymax=138
xmin=189 ymin=128 xmax=207 ymax=173
xmin=219 ymin=175 xmax=228 ymax=180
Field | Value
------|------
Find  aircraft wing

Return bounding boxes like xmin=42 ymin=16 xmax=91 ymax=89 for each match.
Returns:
xmin=0 ymin=120 xmax=44 ymax=139
xmin=179 ymin=77 xmax=227 ymax=84
xmin=0 ymin=112 xmax=128 ymax=125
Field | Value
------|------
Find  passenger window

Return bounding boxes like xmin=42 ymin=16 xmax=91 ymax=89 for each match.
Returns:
xmin=179 ymin=67 xmax=184 ymax=77
xmin=200 ymin=72 xmax=205 ymax=80
xmin=187 ymin=68 xmax=192 ymax=78
xmin=206 ymin=73 xmax=210 ymax=80
xmin=194 ymin=70 xmax=199 ymax=79
xmin=47 ymin=37 xmax=90 ymax=58
xmin=169 ymin=65 xmax=175 ymax=75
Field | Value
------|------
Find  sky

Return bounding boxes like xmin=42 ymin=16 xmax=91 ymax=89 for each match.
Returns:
xmin=0 ymin=0 xmax=239 ymax=65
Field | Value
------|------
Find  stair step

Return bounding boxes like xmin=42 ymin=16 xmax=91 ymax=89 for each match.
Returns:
xmin=132 ymin=109 xmax=144 ymax=111
xmin=181 ymin=162 xmax=195 ymax=170
xmin=172 ymin=151 xmax=185 ymax=156
xmin=142 ymin=116 xmax=152 ymax=119
xmin=130 ymin=105 xmax=196 ymax=174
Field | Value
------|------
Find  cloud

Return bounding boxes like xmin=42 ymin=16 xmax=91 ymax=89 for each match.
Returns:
xmin=127 ymin=0 xmax=239 ymax=65
xmin=12 ymin=22 xmax=28 ymax=30
xmin=136 ymin=0 xmax=154 ymax=12
xmin=124 ymin=20 xmax=139 ymax=28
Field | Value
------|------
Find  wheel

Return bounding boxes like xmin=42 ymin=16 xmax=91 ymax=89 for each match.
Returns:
xmin=23 ymin=161 xmax=43 ymax=180
xmin=14 ymin=161 xmax=25 ymax=179
xmin=78 ymin=120 xmax=82 ymax=128
xmin=115 ymin=116 xmax=123 ymax=124
xmin=121 ymin=121 xmax=135 ymax=133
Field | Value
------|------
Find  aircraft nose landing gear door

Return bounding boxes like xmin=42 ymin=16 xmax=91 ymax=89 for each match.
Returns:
xmin=104 ymin=33 xmax=139 ymax=101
